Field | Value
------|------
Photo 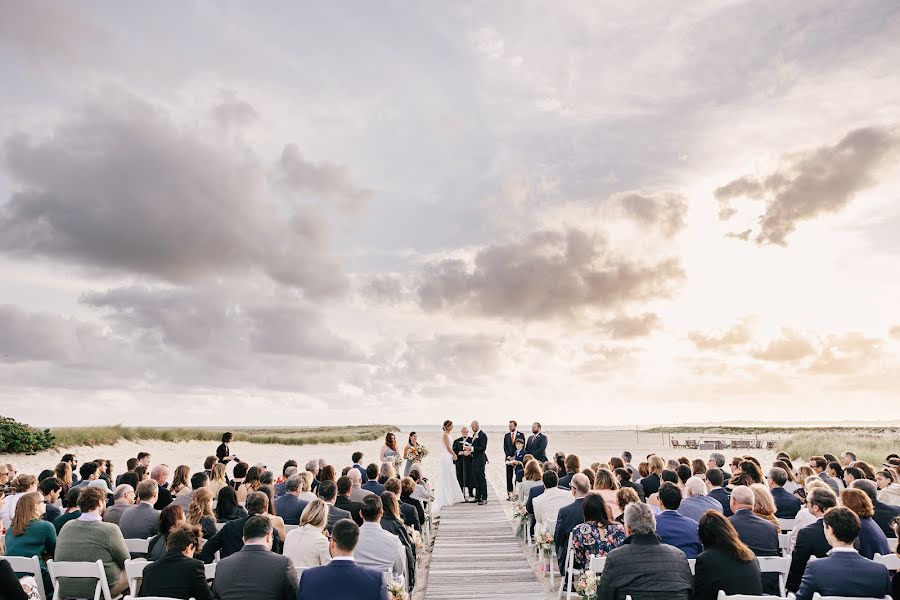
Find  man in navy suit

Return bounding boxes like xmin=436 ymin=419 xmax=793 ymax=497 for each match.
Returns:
xmin=729 ymin=485 xmax=780 ymax=595
xmin=351 ymin=452 xmax=368 ymax=484
xmin=503 ymin=420 xmax=526 ymax=500
xmin=768 ymin=466 xmax=801 ymax=519
xmin=553 ymin=474 xmax=590 ymax=576
xmin=361 ymin=464 xmax=385 ymax=496
xmin=654 ymin=483 xmax=702 ymax=559
xmin=705 ymin=468 xmax=732 ymax=517
xmin=298 ymin=518 xmax=388 ymax=600
xmin=786 ymin=487 xmax=838 ymax=593
xmin=851 ymin=479 xmax=900 ymax=538
xmin=273 ymin=475 xmax=307 ymax=526
xmin=795 ymin=507 xmax=890 ymax=600
xmin=525 ymin=422 xmax=549 ymax=463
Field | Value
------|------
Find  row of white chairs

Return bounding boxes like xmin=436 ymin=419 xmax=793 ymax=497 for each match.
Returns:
xmin=124 ymin=558 xmax=217 ymax=597
xmin=2 ymin=556 xmax=47 ymax=600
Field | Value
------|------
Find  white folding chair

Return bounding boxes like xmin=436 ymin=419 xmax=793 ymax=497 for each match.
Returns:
xmin=688 ymin=559 xmax=696 ymax=575
xmin=284 ymin=524 xmax=299 ymax=534
xmin=546 ymin=518 xmax=558 ymax=586
xmin=47 ymin=558 xmax=118 ymax=600
xmin=123 ymin=596 xmax=184 ymax=600
xmin=556 ymin=532 xmax=574 ymax=600
xmin=874 ymin=553 xmax=900 ymax=570
xmin=2 ymin=556 xmax=46 ymax=600
xmin=810 ymin=594 xmax=893 ymax=600
xmin=757 ymin=556 xmax=791 ymax=597
xmin=124 ymin=559 xmax=149 ymax=596
xmin=124 ymin=538 xmax=151 ymax=554
xmin=717 ymin=592 xmax=773 ymax=600
xmin=779 ymin=518 xmax=795 ymax=532
xmin=204 ymin=562 xmax=217 ymax=581
xmin=214 ymin=522 xmax=225 ymax=531
xmin=778 ymin=532 xmax=791 ymax=555
xmin=889 ymin=537 xmax=899 ymax=552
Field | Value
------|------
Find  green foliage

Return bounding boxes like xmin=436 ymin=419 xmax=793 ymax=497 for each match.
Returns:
xmin=778 ymin=432 xmax=899 ymax=466
xmin=0 ymin=416 xmax=56 ymax=454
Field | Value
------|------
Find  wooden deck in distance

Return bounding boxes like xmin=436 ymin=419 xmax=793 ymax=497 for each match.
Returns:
xmin=423 ymin=481 xmax=546 ymax=600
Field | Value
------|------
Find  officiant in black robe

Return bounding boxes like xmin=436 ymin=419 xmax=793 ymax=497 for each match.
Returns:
xmin=452 ymin=429 xmax=475 ymax=498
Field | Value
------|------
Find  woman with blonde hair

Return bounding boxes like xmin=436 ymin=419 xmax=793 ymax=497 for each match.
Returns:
xmin=640 ymin=455 xmax=665 ymax=496
xmin=207 ymin=463 xmax=228 ymax=499
xmin=54 ymin=462 xmax=73 ymax=506
xmin=841 ymin=488 xmax=890 ymax=559
xmin=186 ymin=487 xmax=217 ymax=540
xmin=749 ymin=483 xmax=780 ymax=530
xmin=170 ymin=465 xmax=191 ymax=497
xmin=519 ymin=460 xmax=543 ymax=504
xmin=5 ymin=491 xmax=56 ymax=592
xmin=236 ymin=466 xmax=261 ymax=502
xmin=283 ymin=499 xmax=331 ymax=570
xmin=797 ymin=465 xmax=815 ymax=482
xmin=593 ymin=468 xmax=622 ymax=518
xmin=298 ymin=472 xmax=317 ymax=503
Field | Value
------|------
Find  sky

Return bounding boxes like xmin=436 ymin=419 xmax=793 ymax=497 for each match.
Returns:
xmin=2 ymin=1 xmax=900 ymax=428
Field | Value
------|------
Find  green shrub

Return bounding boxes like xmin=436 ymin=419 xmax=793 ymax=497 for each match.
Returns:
xmin=0 ymin=416 xmax=55 ymax=454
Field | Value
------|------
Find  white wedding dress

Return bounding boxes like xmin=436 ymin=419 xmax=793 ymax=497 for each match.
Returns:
xmin=433 ymin=432 xmax=465 ymax=514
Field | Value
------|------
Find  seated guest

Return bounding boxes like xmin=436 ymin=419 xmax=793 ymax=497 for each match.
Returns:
xmin=139 ymin=523 xmax=212 ymax=600
xmin=54 ymin=486 xmax=130 ymax=598
xmin=258 ymin=484 xmax=286 ymax=540
xmin=769 ymin=466 xmax=801 ymax=519
xmin=729 ymin=485 xmax=780 ymax=595
xmin=570 ymin=491 xmax=626 ymax=571
xmin=335 ymin=476 xmax=364 ymax=526
xmin=597 ymin=502 xmax=693 ymax=600
xmin=786 ymin=487 xmax=838 ymax=593
xmin=380 ymin=492 xmax=416 ymax=590
xmin=348 ymin=468 xmax=374 ymax=503
xmin=693 ymin=511 xmax=763 ymax=600
xmin=774 ymin=460 xmax=801 ymax=494
xmin=534 ymin=470 xmax=572 ymax=526
xmin=236 ymin=466 xmax=261 ymax=503
xmin=876 ymin=469 xmax=900 ymax=505
xmin=592 ymin=468 xmax=622 ymax=519
xmin=843 ymin=466 xmax=864 ymax=488
xmin=283 ymin=499 xmax=331 ymax=570
xmin=706 ymin=468 xmax=732 ymax=517
xmin=809 ymin=456 xmax=840 ymax=494
xmin=215 ymin=485 xmax=248 ymax=522
xmin=0 ymin=475 xmax=37 ymax=530
xmin=297 ymin=519 xmax=386 ymax=600
xmin=203 ymin=455 xmax=218 ymax=479
xmin=850 ymin=478 xmax=900 ymax=537
xmin=229 ymin=461 xmax=248 ymax=491
xmin=354 ymin=495 xmax=407 ymax=583
xmin=186 ymin=487 xmax=217 ymax=541
xmin=351 ymin=452 xmax=368 ymax=484
xmin=0 ymin=558 xmax=34 ymax=600
xmin=794 ymin=507 xmax=890 ymax=600
xmin=384 ymin=479 xmax=417 ymax=531
xmin=788 ymin=479 xmax=831 ymax=552
xmin=654 ymin=482 xmax=702 ymax=559
xmin=38 ymin=477 xmax=62 ymax=524
xmin=361 ymin=465 xmax=385 ymax=496
xmin=675 ymin=464 xmax=692 ymax=489
xmin=661 ymin=469 xmax=679 ymax=487
xmin=317 ymin=480 xmax=352 ymax=533
xmin=274 ymin=475 xmax=308 ymax=526
xmin=519 ymin=460 xmax=543 ymax=504
xmin=614 ymin=487 xmax=642 ymax=525
xmin=201 ymin=491 xmax=282 ymax=562
xmin=103 ymin=484 xmax=135 ymax=525
xmin=708 ymin=453 xmax=730 ymax=485
xmin=119 ymin=479 xmax=160 ymax=539
xmin=5 ymin=491 xmax=56 ymax=593
xmin=207 ymin=463 xmax=229 ymax=500
xmin=54 ymin=488 xmax=82 ymax=533
xmin=558 ymin=454 xmax=580 ymax=489
xmin=399 ymin=477 xmax=425 ymax=526
xmin=554 ymin=474 xmax=591 ymax=575
xmin=173 ymin=472 xmax=209 ymax=509
xmin=678 ymin=476 xmax=723 ymax=522
xmin=170 ymin=465 xmax=192 ymax=498
xmin=147 ymin=504 xmax=186 ymax=561
xmin=614 ymin=468 xmax=644 ymax=502
xmin=639 ymin=455 xmax=665 ymax=497
xmin=841 ymin=487 xmax=890 ymax=559
xmin=298 ymin=472 xmax=318 ymax=503
xmin=148 ymin=464 xmax=173 ymax=510
xmin=750 ymin=483 xmax=781 ymax=530
xmin=212 ymin=515 xmax=298 ymax=600
xmin=827 ymin=461 xmax=845 ymax=489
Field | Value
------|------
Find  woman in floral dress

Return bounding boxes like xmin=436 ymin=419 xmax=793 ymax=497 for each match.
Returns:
xmin=571 ymin=492 xmax=627 ymax=571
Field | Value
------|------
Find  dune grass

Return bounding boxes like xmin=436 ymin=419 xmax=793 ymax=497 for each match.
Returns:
xmin=778 ymin=431 xmax=899 ymax=466
xmin=645 ymin=425 xmax=900 ymax=435
xmin=49 ymin=425 xmax=398 ymax=449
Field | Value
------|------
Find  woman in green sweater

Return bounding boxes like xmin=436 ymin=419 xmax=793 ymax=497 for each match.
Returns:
xmin=5 ymin=491 xmax=56 ymax=593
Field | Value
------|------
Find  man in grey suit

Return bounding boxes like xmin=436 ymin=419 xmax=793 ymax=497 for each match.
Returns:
xmin=103 ymin=484 xmax=136 ymax=525
xmin=348 ymin=468 xmax=374 ymax=503
xmin=273 ymin=475 xmax=307 ymax=526
xmin=119 ymin=480 xmax=160 ymax=539
xmin=317 ymin=480 xmax=351 ymax=533
xmin=212 ymin=515 xmax=298 ymax=600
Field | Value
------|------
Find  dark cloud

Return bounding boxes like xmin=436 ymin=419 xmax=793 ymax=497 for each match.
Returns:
xmin=277 ymin=143 xmax=373 ymax=216
xmin=0 ymin=91 xmax=349 ymax=298
xmin=716 ymin=126 xmax=900 ymax=245
xmin=612 ymin=191 xmax=688 ymax=238
xmin=809 ymin=332 xmax=882 ymax=375
xmin=750 ymin=329 xmax=816 ymax=362
xmin=0 ymin=305 xmax=112 ymax=364
xmin=418 ymin=229 xmax=684 ymax=320
xmin=596 ymin=313 xmax=661 ymax=339
xmin=688 ymin=318 xmax=753 ymax=351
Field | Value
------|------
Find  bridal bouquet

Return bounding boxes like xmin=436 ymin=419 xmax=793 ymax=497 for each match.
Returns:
xmin=415 ymin=444 xmax=429 ymax=460
xmin=392 ymin=455 xmax=404 ymax=472
xmin=387 ymin=581 xmax=408 ymax=600
xmin=574 ymin=571 xmax=598 ymax=599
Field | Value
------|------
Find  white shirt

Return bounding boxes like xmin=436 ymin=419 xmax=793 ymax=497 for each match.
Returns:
xmin=354 ymin=522 xmax=406 ymax=579
xmin=533 ymin=487 xmax=573 ymax=526
xmin=283 ymin=524 xmax=331 ymax=570
xmin=788 ymin=510 xmax=819 ymax=553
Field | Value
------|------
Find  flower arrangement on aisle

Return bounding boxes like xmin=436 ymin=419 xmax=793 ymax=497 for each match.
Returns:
xmin=387 ymin=580 xmax=408 ymax=600
xmin=574 ymin=570 xmax=598 ymax=599
xmin=406 ymin=525 xmax=424 ymax=550
xmin=534 ymin=527 xmax=554 ymax=557
xmin=512 ymin=501 xmax=528 ymax=534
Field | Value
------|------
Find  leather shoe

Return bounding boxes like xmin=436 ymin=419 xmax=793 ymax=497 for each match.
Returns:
xmin=478 ymin=500 xmax=486 ymax=505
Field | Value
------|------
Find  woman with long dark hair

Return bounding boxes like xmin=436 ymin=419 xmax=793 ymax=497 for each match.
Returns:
xmin=570 ymin=492 xmax=625 ymax=570
xmin=693 ymin=511 xmax=762 ymax=600
xmin=403 ymin=432 xmax=420 ymax=477
xmin=147 ymin=504 xmax=185 ymax=561
xmin=214 ymin=486 xmax=247 ymax=522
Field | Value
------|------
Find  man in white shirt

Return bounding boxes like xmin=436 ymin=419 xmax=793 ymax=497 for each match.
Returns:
xmin=533 ymin=471 xmax=572 ymax=526
xmin=354 ymin=495 xmax=407 ymax=582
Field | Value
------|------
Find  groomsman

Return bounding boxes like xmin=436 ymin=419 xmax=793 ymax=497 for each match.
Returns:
xmin=525 ymin=422 xmax=548 ymax=463
xmin=503 ymin=420 xmax=526 ymax=500
xmin=471 ymin=421 xmax=488 ymax=505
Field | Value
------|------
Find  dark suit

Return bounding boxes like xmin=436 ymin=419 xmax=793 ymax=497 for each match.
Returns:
xmin=597 ymin=533 xmax=693 ymax=600
xmin=553 ymin=497 xmax=584 ymax=576
xmin=154 ymin=485 xmax=174 ymax=510
xmin=639 ymin=473 xmax=661 ymax=497
xmin=729 ymin=509 xmax=780 ymax=595
xmin=794 ymin=550 xmax=890 ymax=600
xmin=708 ymin=487 xmax=732 ymax=517
xmin=558 ymin=472 xmax=576 ymax=490
xmin=786 ymin=519 xmax=831 ymax=593
xmin=361 ymin=480 xmax=385 ymax=496
xmin=503 ymin=431 xmax=526 ymax=494
xmin=619 ymin=479 xmax=645 ymax=502
xmin=471 ymin=430 xmax=488 ymax=502
xmin=526 ymin=485 xmax=545 ymax=515
xmin=693 ymin=546 xmax=762 ymax=600
xmin=326 ymin=504 xmax=352 ymax=533
xmin=200 ymin=516 xmax=284 ymax=563
xmin=771 ymin=486 xmax=801 ymax=519
xmin=212 ymin=545 xmax=297 ymax=600
xmin=655 ymin=510 xmax=702 ymax=559
xmin=298 ymin=559 xmax=388 ymax=600
xmin=397 ymin=501 xmax=419 ymax=532
xmin=817 ymin=473 xmax=840 ymax=495
xmin=139 ymin=549 xmax=213 ymax=600
xmin=452 ymin=436 xmax=474 ymax=496
xmin=874 ymin=499 xmax=900 ymax=537
xmin=273 ymin=481 xmax=286 ymax=497
xmin=524 ymin=432 xmax=548 ymax=463
xmin=273 ymin=494 xmax=307 ymax=526
xmin=335 ymin=496 xmax=364 ymax=526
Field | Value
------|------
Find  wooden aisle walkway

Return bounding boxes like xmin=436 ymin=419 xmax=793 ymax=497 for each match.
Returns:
xmin=423 ymin=480 xmax=546 ymax=600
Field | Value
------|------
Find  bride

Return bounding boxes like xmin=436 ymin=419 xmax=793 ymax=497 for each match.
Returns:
xmin=433 ymin=419 xmax=465 ymax=513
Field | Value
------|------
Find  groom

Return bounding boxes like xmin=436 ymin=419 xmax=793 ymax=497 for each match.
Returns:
xmin=470 ymin=420 xmax=488 ymax=505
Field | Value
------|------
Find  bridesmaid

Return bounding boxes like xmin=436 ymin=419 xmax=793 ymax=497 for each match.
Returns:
xmin=380 ymin=432 xmax=400 ymax=463
xmin=403 ymin=432 xmax=420 ymax=477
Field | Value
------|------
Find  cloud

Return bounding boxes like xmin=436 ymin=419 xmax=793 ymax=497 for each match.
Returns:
xmin=213 ymin=92 xmax=259 ymax=129
xmin=360 ymin=274 xmax=408 ymax=305
xmin=809 ymin=332 xmax=882 ymax=375
xmin=751 ymin=329 xmax=816 ymax=362
xmin=418 ymin=228 xmax=684 ymax=320
xmin=277 ymin=143 xmax=373 ymax=216
xmin=0 ymin=305 xmax=114 ymax=364
xmin=596 ymin=313 xmax=661 ymax=339
xmin=612 ymin=191 xmax=688 ymax=238
xmin=688 ymin=318 xmax=753 ymax=351
xmin=0 ymin=90 xmax=349 ymax=298
xmin=890 ymin=326 xmax=900 ymax=339
xmin=716 ymin=126 xmax=900 ymax=245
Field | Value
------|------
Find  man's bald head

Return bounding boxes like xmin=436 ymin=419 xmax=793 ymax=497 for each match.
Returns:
xmin=571 ymin=473 xmax=590 ymax=496
xmin=348 ymin=468 xmax=362 ymax=485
